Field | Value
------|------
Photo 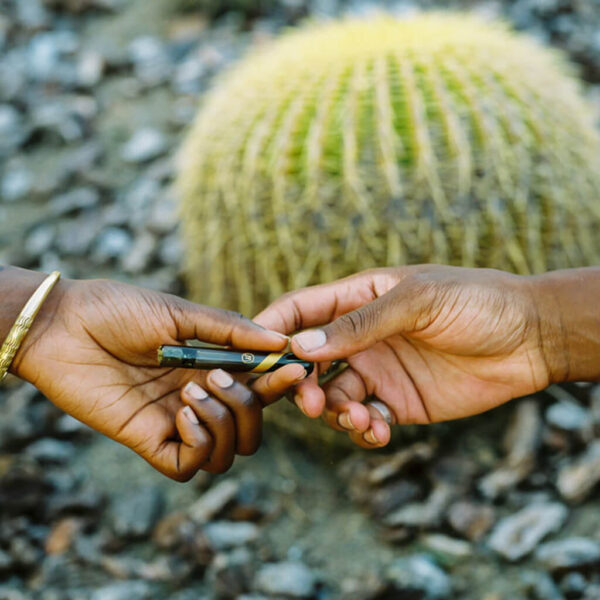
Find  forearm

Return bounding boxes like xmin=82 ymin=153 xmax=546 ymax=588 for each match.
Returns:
xmin=531 ymin=267 xmax=600 ymax=383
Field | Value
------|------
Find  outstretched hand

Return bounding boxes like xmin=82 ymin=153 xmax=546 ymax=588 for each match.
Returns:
xmin=12 ymin=277 xmax=302 ymax=480
xmin=255 ymin=265 xmax=553 ymax=449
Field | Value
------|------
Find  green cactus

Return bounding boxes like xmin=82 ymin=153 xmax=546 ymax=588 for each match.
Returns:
xmin=178 ymin=13 xmax=600 ymax=316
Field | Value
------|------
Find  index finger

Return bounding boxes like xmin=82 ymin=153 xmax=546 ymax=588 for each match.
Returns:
xmin=254 ymin=269 xmax=393 ymax=334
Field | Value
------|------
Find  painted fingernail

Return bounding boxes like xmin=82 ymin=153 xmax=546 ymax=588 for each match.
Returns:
xmin=363 ymin=429 xmax=379 ymax=445
xmin=337 ymin=412 xmax=354 ymax=431
xmin=294 ymin=394 xmax=306 ymax=416
xmin=210 ymin=369 xmax=234 ymax=388
xmin=183 ymin=405 xmax=200 ymax=425
xmin=293 ymin=329 xmax=327 ymax=353
xmin=184 ymin=381 xmax=208 ymax=400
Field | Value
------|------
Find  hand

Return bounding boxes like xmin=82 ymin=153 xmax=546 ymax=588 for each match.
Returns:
xmin=12 ymin=277 xmax=304 ymax=480
xmin=255 ymin=265 xmax=553 ymax=449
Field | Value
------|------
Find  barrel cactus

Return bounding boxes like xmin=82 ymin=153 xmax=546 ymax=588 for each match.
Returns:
xmin=178 ymin=13 xmax=600 ymax=315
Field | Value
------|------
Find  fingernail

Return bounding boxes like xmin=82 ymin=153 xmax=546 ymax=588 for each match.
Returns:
xmin=270 ymin=331 xmax=290 ymax=342
xmin=210 ymin=369 xmax=234 ymax=389
xmin=294 ymin=329 xmax=327 ymax=353
xmin=184 ymin=381 xmax=208 ymax=400
xmin=294 ymin=394 xmax=306 ymax=416
xmin=183 ymin=405 xmax=199 ymax=425
xmin=289 ymin=364 xmax=307 ymax=382
xmin=363 ymin=429 xmax=379 ymax=445
xmin=337 ymin=412 xmax=354 ymax=431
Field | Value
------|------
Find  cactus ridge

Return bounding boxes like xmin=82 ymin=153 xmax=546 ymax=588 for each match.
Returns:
xmin=178 ymin=13 xmax=600 ymax=314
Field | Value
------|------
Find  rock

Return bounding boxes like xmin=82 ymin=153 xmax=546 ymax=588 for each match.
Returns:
xmin=121 ymin=231 xmax=156 ymax=274
xmin=207 ymin=547 xmax=254 ymax=597
xmin=254 ymin=561 xmax=317 ymax=598
xmin=546 ymin=400 xmax=591 ymax=433
xmin=520 ymin=571 xmax=565 ymax=600
xmin=368 ymin=480 xmax=422 ymax=519
xmin=45 ymin=518 xmax=84 ymax=555
xmin=110 ymin=486 xmax=164 ymax=540
xmin=27 ymin=31 xmax=78 ymax=83
xmin=158 ymin=232 xmax=184 ymax=268
xmin=385 ymin=554 xmax=452 ymax=600
xmin=0 ymin=549 xmax=14 ymax=574
xmin=557 ymin=441 xmax=600 ymax=503
xmin=420 ymin=534 xmax=472 ymax=565
xmin=56 ymin=214 xmax=102 ymax=256
xmin=16 ymin=0 xmax=50 ymax=30
xmin=76 ymin=51 xmax=105 ymax=88
xmin=121 ymin=128 xmax=167 ymax=163
xmin=0 ymin=105 xmax=28 ymax=156
xmin=128 ymin=36 xmax=171 ymax=86
xmin=46 ymin=485 xmax=105 ymax=518
xmin=203 ymin=521 xmax=260 ymax=551
xmin=447 ymin=501 xmax=495 ymax=542
xmin=147 ymin=196 xmax=179 ymax=235
xmin=25 ymin=224 xmax=56 ymax=258
xmin=90 ymin=581 xmax=152 ymax=600
xmin=535 ymin=538 xmax=600 ymax=572
xmin=49 ymin=187 xmax=100 ymax=217
xmin=488 ymin=503 xmax=569 ymax=561
xmin=367 ymin=442 xmax=436 ymax=485
xmin=560 ymin=572 xmax=588 ymax=598
xmin=188 ymin=479 xmax=240 ymax=524
xmin=93 ymin=227 xmax=133 ymax=263
xmin=1 ymin=166 xmax=32 ymax=203
xmin=479 ymin=399 xmax=542 ymax=499
xmin=383 ymin=483 xmax=455 ymax=529
xmin=25 ymin=438 xmax=74 ymax=465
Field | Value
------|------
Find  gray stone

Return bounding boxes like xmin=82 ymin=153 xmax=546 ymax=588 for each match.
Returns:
xmin=110 ymin=486 xmax=164 ymax=540
xmin=128 ymin=36 xmax=171 ymax=86
xmin=25 ymin=224 xmax=55 ymax=258
xmin=121 ymin=231 xmax=156 ymax=274
xmin=76 ymin=52 xmax=105 ymax=88
xmin=560 ymin=572 xmax=587 ymax=597
xmin=56 ymin=215 xmax=102 ymax=256
xmin=1 ymin=166 xmax=32 ymax=203
xmin=447 ymin=501 xmax=495 ymax=542
xmin=158 ymin=233 xmax=183 ymax=267
xmin=147 ymin=196 xmax=179 ymax=235
xmin=488 ymin=503 xmax=569 ymax=561
xmin=386 ymin=554 xmax=452 ymax=600
xmin=49 ymin=187 xmax=100 ymax=217
xmin=0 ymin=105 xmax=28 ymax=156
xmin=93 ymin=227 xmax=133 ymax=263
xmin=91 ymin=581 xmax=152 ymax=600
xmin=188 ymin=479 xmax=240 ymax=524
xmin=520 ymin=571 xmax=564 ymax=600
xmin=25 ymin=439 xmax=74 ymax=465
xmin=27 ymin=31 xmax=79 ymax=83
xmin=203 ymin=521 xmax=260 ymax=551
xmin=207 ymin=547 xmax=254 ymax=598
xmin=16 ymin=0 xmax=49 ymax=29
xmin=535 ymin=538 xmax=600 ymax=571
xmin=546 ymin=400 xmax=591 ymax=432
xmin=384 ymin=483 xmax=455 ymax=529
xmin=420 ymin=534 xmax=472 ymax=564
xmin=121 ymin=128 xmax=167 ymax=163
xmin=254 ymin=561 xmax=317 ymax=598
xmin=557 ymin=441 xmax=600 ymax=503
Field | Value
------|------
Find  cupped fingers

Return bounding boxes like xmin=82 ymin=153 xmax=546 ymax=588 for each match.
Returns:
xmin=348 ymin=415 xmax=391 ymax=449
xmin=321 ymin=368 xmax=371 ymax=433
xmin=181 ymin=381 xmax=236 ymax=474
xmin=205 ymin=369 xmax=262 ymax=456
xmin=172 ymin=405 xmax=214 ymax=478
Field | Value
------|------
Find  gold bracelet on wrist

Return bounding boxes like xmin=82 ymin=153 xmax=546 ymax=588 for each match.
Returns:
xmin=0 ymin=271 xmax=61 ymax=383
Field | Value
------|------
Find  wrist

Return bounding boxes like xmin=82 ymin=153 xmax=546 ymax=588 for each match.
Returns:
xmin=527 ymin=268 xmax=600 ymax=383
xmin=0 ymin=267 xmax=72 ymax=381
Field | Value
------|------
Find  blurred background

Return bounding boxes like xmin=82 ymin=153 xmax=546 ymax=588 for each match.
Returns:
xmin=0 ymin=0 xmax=600 ymax=599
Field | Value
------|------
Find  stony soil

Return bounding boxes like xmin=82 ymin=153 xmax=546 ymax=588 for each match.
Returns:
xmin=1 ymin=0 xmax=600 ymax=599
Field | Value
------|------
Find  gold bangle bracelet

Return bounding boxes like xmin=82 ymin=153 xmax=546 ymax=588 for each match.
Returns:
xmin=0 ymin=271 xmax=61 ymax=383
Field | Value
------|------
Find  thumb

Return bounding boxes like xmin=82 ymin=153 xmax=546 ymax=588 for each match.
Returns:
xmin=168 ymin=296 xmax=289 ymax=351
xmin=290 ymin=278 xmax=430 ymax=360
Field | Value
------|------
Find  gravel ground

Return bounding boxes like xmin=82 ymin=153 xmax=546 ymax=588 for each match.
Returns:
xmin=0 ymin=0 xmax=600 ymax=598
